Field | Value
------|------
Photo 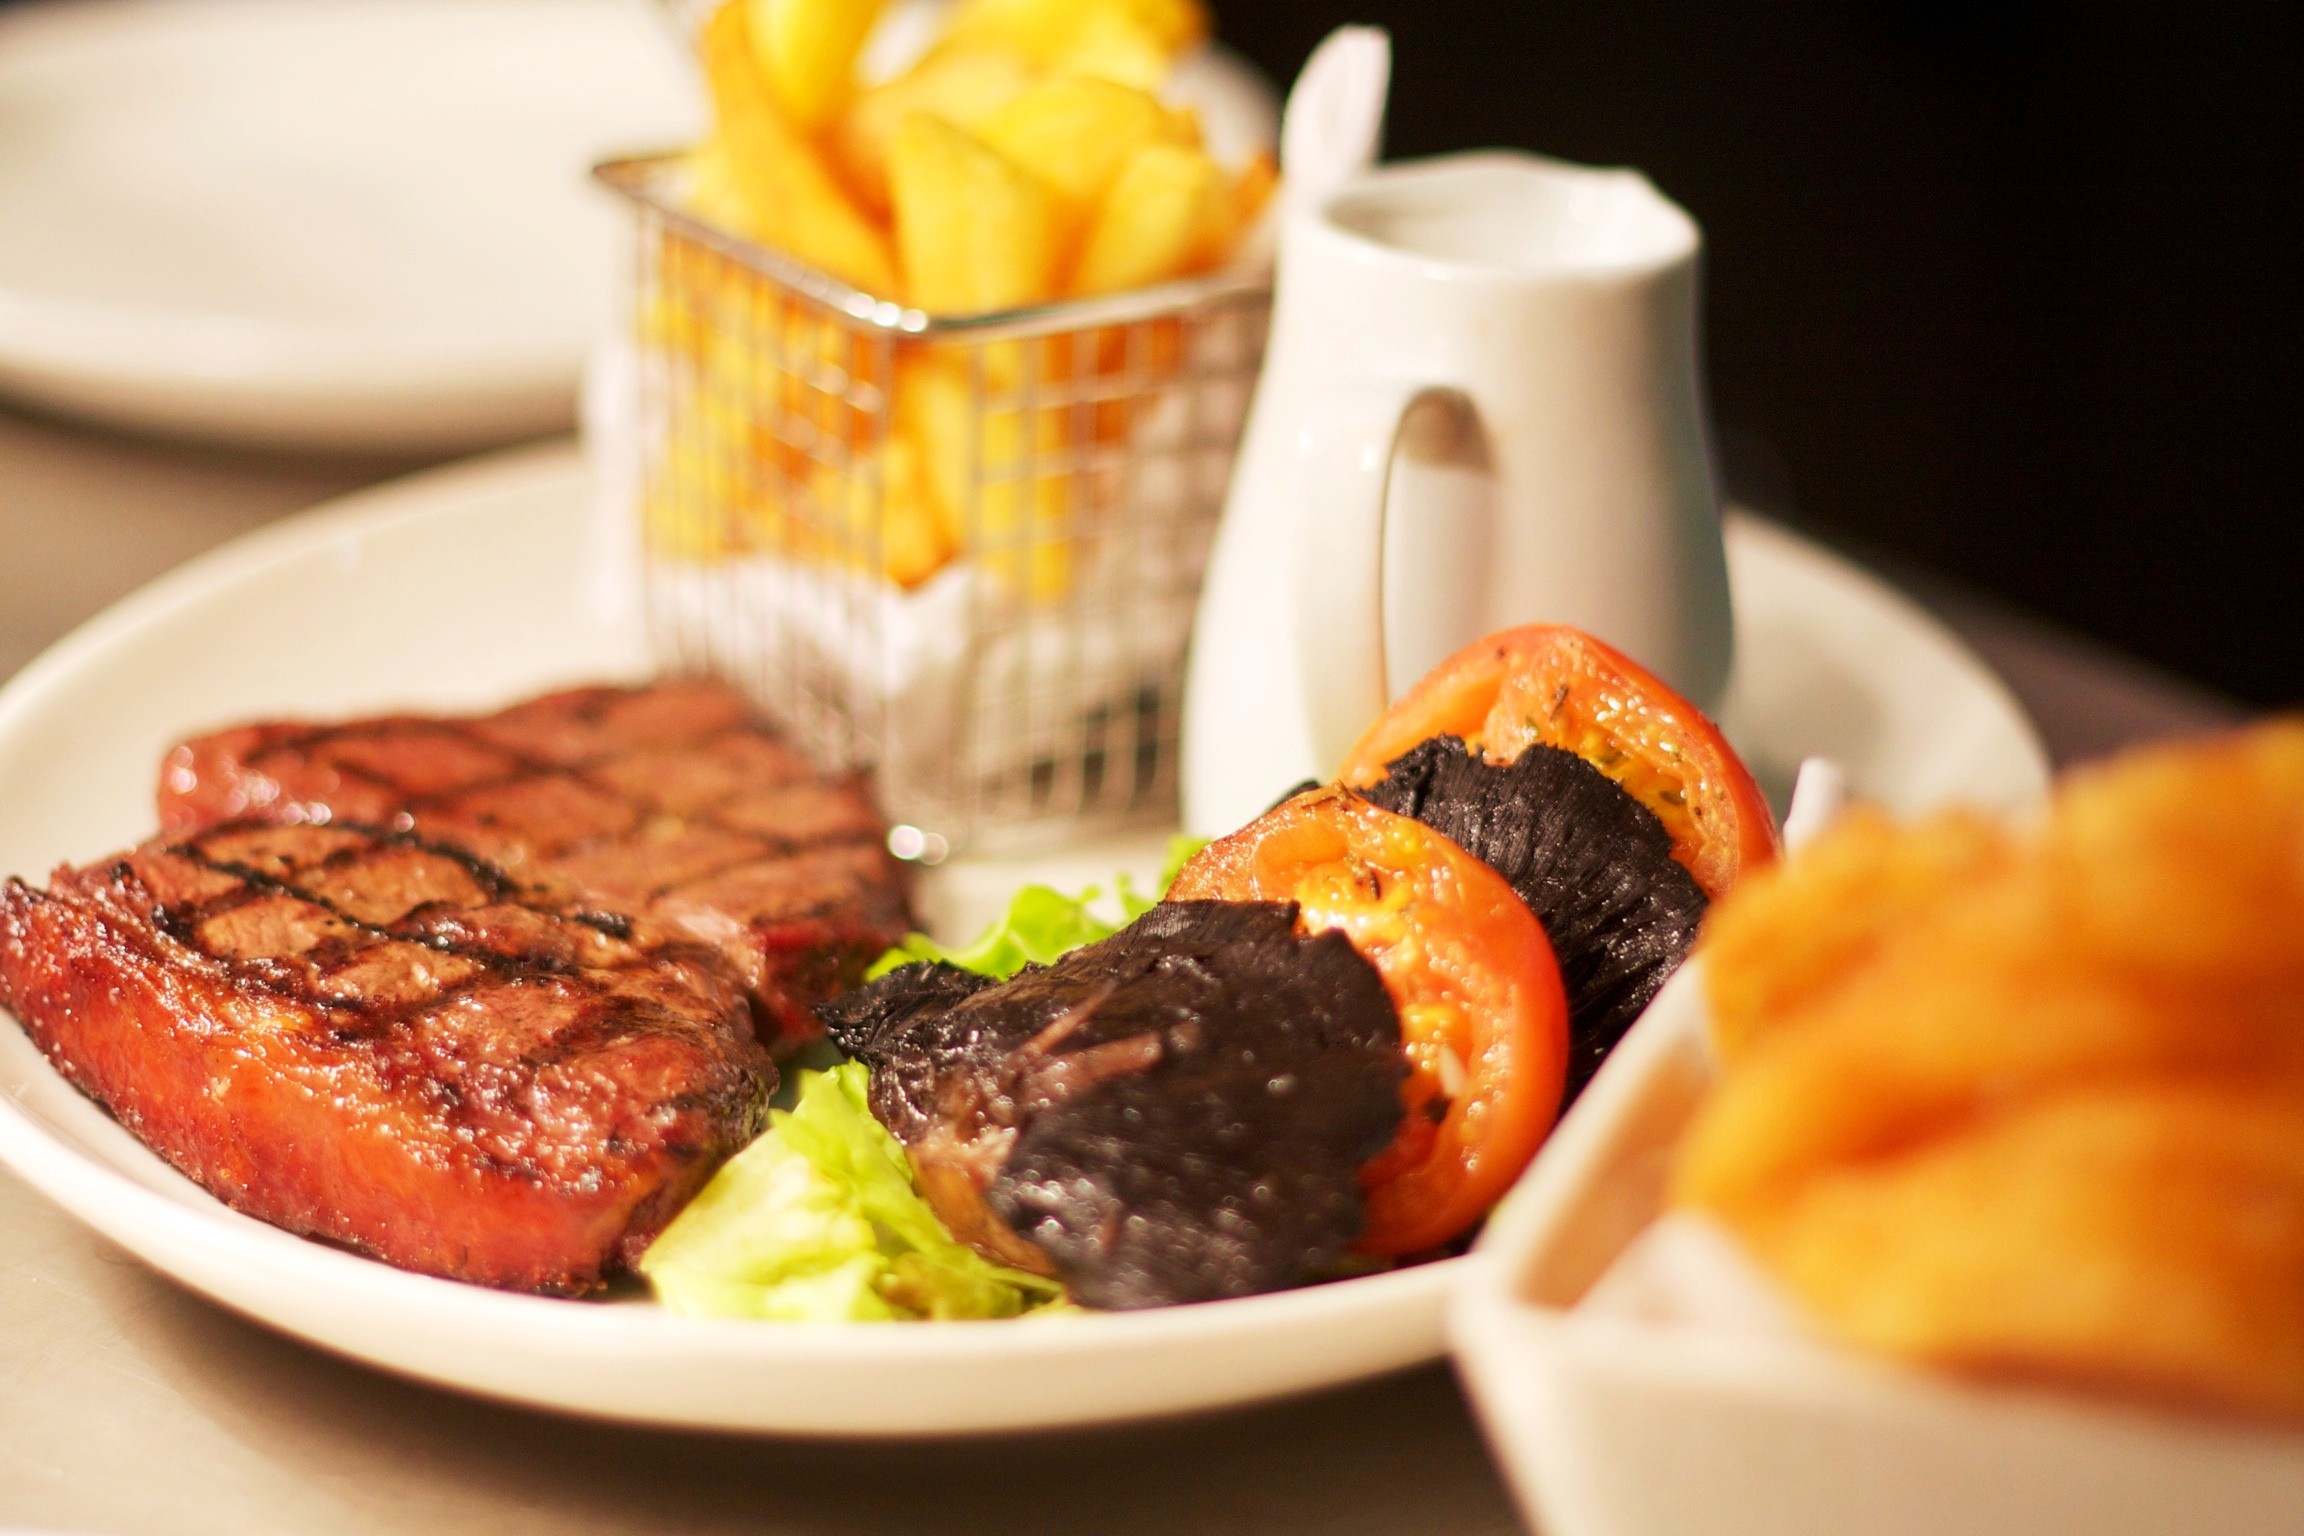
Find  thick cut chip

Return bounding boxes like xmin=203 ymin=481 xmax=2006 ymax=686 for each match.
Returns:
xmin=1179 ymin=145 xmax=1275 ymax=275
xmin=833 ymin=46 xmax=1033 ymax=218
xmin=685 ymin=138 xmax=757 ymax=247
xmin=937 ymin=0 xmax=1079 ymax=61
xmin=2044 ymin=720 xmax=2304 ymax=977
xmin=700 ymin=0 xmax=897 ymax=295
xmin=1106 ymin=0 xmax=1208 ymax=54
xmin=745 ymin=0 xmax=884 ymax=133
xmin=1699 ymin=806 xmax=2015 ymax=1065
xmin=889 ymin=113 xmax=1061 ymax=314
xmin=940 ymin=0 xmax=1205 ymax=70
xmin=1679 ymin=726 xmax=2304 ymax=1222
xmin=644 ymin=386 xmax=768 ymax=559
xmin=1046 ymin=5 xmax=1171 ymax=91
xmin=875 ymin=431 xmax=955 ymax=589
xmin=1678 ymin=866 xmax=2304 ymax=1223
xmin=798 ymin=432 xmax=952 ymax=589
xmin=1674 ymin=720 xmax=2304 ymax=1422
xmin=977 ymin=76 xmax=1181 ymax=232
xmin=1232 ymin=148 xmax=1279 ymax=232
xmin=1745 ymin=1081 xmax=2304 ymax=1421
xmin=1071 ymin=140 xmax=1225 ymax=296
xmin=895 ymin=350 xmax=1073 ymax=600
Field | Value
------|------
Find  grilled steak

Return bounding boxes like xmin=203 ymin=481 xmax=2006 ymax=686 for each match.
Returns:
xmin=0 ymin=820 xmax=772 ymax=1294
xmin=157 ymin=681 xmax=910 ymax=1051
xmin=1360 ymin=736 xmax=1708 ymax=1103
xmin=821 ymin=902 xmax=1406 ymax=1309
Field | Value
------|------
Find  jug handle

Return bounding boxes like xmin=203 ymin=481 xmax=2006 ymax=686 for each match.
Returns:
xmin=1294 ymin=382 xmax=1473 ymax=776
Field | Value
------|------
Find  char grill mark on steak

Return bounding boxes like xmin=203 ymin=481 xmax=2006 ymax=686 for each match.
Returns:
xmin=0 ymin=820 xmax=773 ymax=1294
xmin=819 ymin=902 xmax=1407 ymax=1309
xmin=156 ymin=682 xmax=912 ymax=1051
xmin=1360 ymin=736 xmax=1708 ymax=1104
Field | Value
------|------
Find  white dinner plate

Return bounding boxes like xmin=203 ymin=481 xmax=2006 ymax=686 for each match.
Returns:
xmin=0 ymin=443 xmax=2047 ymax=1436
xmin=0 ymin=0 xmax=700 ymax=451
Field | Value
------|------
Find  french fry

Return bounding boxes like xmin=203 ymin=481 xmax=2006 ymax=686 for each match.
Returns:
xmin=2045 ymin=719 xmax=2304 ymax=976
xmin=898 ymin=352 xmax=1074 ymax=601
xmin=1070 ymin=140 xmax=1225 ymax=296
xmin=889 ymin=113 xmax=1061 ymax=314
xmin=1230 ymin=147 xmax=1279 ymax=236
xmin=684 ymin=139 xmax=753 ymax=245
xmin=699 ymin=0 xmax=897 ymax=296
xmin=647 ymin=388 xmax=777 ymax=561
xmin=940 ymin=0 xmax=1206 ymax=70
xmin=799 ymin=434 xmax=952 ymax=588
xmin=832 ymin=46 xmax=1034 ymax=218
xmin=667 ymin=0 xmax=1247 ymax=601
xmin=1673 ymin=722 xmax=2304 ymax=1422
xmin=745 ymin=0 xmax=885 ymax=134
xmin=978 ymin=75 xmax=1181 ymax=229
xmin=1049 ymin=4 xmax=1171 ymax=92
xmin=1110 ymin=0 xmax=1209 ymax=54
xmin=874 ymin=432 xmax=954 ymax=587
xmin=1747 ymin=1080 xmax=2304 ymax=1420
xmin=1178 ymin=146 xmax=1279 ymax=274
xmin=1078 ymin=316 xmax=1186 ymax=446
xmin=1679 ymin=724 xmax=2304 ymax=1225
xmin=1699 ymin=807 xmax=2016 ymax=1065
xmin=772 ymin=295 xmax=889 ymax=461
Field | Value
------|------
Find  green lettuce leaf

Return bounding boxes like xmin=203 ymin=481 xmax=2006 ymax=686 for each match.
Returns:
xmin=863 ymin=834 xmax=1209 ymax=982
xmin=644 ymin=836 xmax=1211 ymax=1322
xmin=865 ymin=882 xmax=1120 ymax=982
xmin=639 ymin=1062 xmax=1061 ymax=1322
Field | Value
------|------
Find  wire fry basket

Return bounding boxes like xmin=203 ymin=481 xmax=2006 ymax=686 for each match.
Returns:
xmin=594 ymin=153 xmax=1270 ymax=856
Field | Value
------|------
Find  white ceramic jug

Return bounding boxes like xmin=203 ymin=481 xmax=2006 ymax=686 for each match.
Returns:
xmin=1181 ymin=150 xmax=1735 ymax=836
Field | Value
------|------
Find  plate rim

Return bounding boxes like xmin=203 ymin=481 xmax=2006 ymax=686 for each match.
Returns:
xmin=0 ymin=1074 xmax=1464 ymax=1369
xmin=1723 ymin=512 xmax=2047 ymax=755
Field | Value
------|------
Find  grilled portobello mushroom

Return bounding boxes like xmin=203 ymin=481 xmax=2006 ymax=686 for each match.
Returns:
xmin=819 ymin=900 xmax=1406 ymax=1309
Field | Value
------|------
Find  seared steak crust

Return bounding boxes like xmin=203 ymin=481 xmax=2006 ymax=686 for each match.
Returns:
xmin=157 ymin=681 xmax=910 ymax=1050
xmin=821 ymin=902 xmax=1406 ymax=1309
xmin=0 ymin=820 xmax=772 ymax=1294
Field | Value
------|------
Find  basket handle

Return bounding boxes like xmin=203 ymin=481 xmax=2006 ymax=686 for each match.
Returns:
xmin=1293 ymin=382 xmax=1479 ymax=777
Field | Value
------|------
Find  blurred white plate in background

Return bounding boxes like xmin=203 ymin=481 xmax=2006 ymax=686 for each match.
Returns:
xmin=0 ymin=0 xmax=701 ymax=451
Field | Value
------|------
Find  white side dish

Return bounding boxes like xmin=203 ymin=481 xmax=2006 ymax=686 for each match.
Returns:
xmin=1450 ymin=967 xmax=2304 ymax=1536
xmin=0 ymin=444 xmax=2045 ymax=1434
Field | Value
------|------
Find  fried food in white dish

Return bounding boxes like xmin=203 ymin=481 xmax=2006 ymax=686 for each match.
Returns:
xmin=1678 ymin=721 xmax=2304 ymax=1421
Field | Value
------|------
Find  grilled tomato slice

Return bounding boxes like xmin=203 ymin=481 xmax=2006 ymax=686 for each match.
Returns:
xmin=1169 ymin=786 xmax=1570 ymax=1256
xmin=1338 ymin=625 xmax=1777 ymax=898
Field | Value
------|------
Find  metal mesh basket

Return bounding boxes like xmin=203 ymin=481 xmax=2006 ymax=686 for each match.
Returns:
xmin=595 ymin=153 xmax=1270 ymax=857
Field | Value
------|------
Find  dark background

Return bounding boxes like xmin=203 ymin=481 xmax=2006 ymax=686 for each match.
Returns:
xmin=1216 ymin=0 xmax=2302 ymax=706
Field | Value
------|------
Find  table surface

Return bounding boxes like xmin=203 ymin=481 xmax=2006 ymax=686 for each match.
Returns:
xmin=0 ymin=402 xmax=2247 ymax=1536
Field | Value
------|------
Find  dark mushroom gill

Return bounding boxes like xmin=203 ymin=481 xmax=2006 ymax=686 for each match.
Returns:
xmin=1360 ymin=736 xmax=1708 ymax=1103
